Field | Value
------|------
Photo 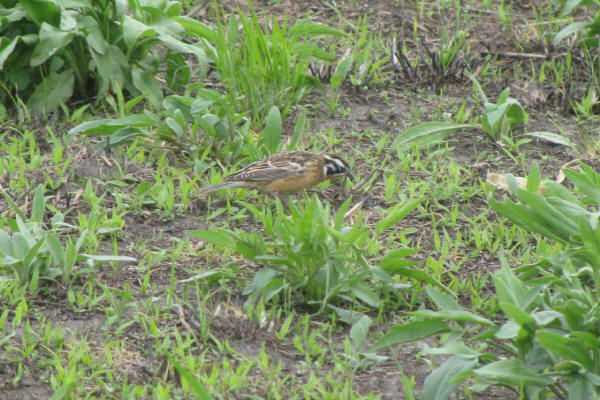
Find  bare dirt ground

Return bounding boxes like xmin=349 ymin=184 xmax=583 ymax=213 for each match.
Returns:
xmin=2 ymin=0 xmax=594 ymax=399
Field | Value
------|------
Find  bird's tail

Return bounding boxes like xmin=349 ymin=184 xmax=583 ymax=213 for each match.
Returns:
xmin=198 ymin=181 xmax=246 ymax=195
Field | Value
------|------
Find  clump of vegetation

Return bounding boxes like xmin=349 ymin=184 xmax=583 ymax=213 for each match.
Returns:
xmin=0 ymin=0 xmax=207 ymax=116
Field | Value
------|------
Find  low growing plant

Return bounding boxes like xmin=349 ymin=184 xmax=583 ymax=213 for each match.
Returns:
xmin=188 ymin=195 xmax=430 ymax=314
xmin=0 ymin=185 xmax=135 ymax=297
xmin=373 ymin=162 xmax=600 ymax=399
xmin=0 ymin=0 xmax=208 ymax=115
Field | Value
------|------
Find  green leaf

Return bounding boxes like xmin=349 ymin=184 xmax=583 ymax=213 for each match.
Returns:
xmin=371 ymin=320 xmax=450 ymax=351
xmin=526 ymin=162 xmax=541 ymax=193
xmin=350 ymin=315 xmax=372 ymax=349
xmin=0 ymin=37 xmax=22 ymax=70
xmin=83 ymin=254 xmax=137 ymax=262
xmin=68 ymin=115 xmax=154 ymax=136
xmin=122 ymin=16 xmax=156 ymax=49
xmin=186 ymin=230 xmax=235 ymax=248
xmin=409 ymin=309 xmax=495 ymax=326
xmin=422 ymin=356 xmax=478 ymax=400
xmin=379 ymin=248 xmax=420 ymax=270
xmin=31 ymin=185 xmax=45 ymax=223
xmin=526 ymin=131 xmax=577 ymax=150
xmin=132 ymin=66 xmax=163 ymax=107
xmin=425 ymin=286 xmax=462 ymax=311
xmin=554 ymin=21 xmax=591 ymax=45
xmin=350 ymin=282 xmax=380 ymax=307
xmin=0 ymin=188 xmax=26 ymax=221
xmin=388 ymin=266 xmax=445 ymax=289
xmin=243 ymin=268 xmax=280 ymax=295
xmin=474 ymin=359 xmax=553 ymax=386
xmin=90 ymin=127 xmax=145 ymax=151
xmin=259 ymin=278 xmax=288 ymax=302
xmin=331 ymin=54 xmax=353 ymax=89
xmin=28 ymin=69 xmax=74 ymax=116
xmin=45 ymin=233 xmax=65 ymax=266
xmin=170 ymin=357 xmax=215 ymax=399
xmin=375 ymin=198 xmax=421 ymax=235
xmin=393 ymin=122 xmax=473 ymax=151
xmin=21 ymin=0 xmax=60 ymax=26
xmin=30 ymin=23 xmax=75 ymax=66
xmin=537 ymin=330 xmax=594 ymax=370
xmin=79 ymin=15 xmax=107 ymax=54
xmin=23 ymin=237 xmax=46 ymax=269
xmin=260 ymin=106 xmax=282 ymax=154
xmin=499 ymin=302 xmax=536 ymax=332
xmin=175 ymin=16 xmax=216 ymax=42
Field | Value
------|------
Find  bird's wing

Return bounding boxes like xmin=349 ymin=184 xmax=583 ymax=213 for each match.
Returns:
xmin=225 ymin=158 xmax=305 ymax=181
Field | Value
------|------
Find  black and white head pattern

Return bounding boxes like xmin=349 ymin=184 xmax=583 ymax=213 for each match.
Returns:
xmin=323 ymin=155 xmax=351 ymax=178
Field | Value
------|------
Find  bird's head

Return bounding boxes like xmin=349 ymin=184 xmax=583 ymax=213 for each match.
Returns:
xmin=323 ymin=154 xmax=354 ymax=181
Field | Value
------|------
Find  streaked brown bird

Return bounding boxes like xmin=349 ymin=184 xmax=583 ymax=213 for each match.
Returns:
xmin=199 ymin=151 xmax=352 ymax=195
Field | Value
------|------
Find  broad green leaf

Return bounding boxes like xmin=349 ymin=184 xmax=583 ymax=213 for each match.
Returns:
xmin=68 ymin=115 xmax=154 ymax=136
xmin=570 ymin=331 xmax=600 ymax=350
xmin=79 ymin=16 xmax=107 ymax=54
xmin=560 ymin=0 xmax=586 ymax=16
xmin=0 ymin=37 xmax=21 ymax=69
xmin=259 ymin=278 xmax=288 ymax=302
xmin=260 ymin=106 xmax=282 ymax=154
xmin=30 ymin=23 xmax=75 ymax=66
xmin=493 ymin=259 xmax=539 ymax=309
xmin=350 ymin=315 xmax=372 ymax=349
xmin=375 ymin=198 xmax=421 ymax=235
xmin=409 ymin=309 xmax=494 ymax=326
xmin=499 ymin=302 xmax=536 ymax=332
xmin=21 ymin=0 xmax=60 ymax=26
xmin=563 ymin=167 xmax=600 ymax=205
xmin=379 ymin=248 xmax=420 ymax=270
xmin=90 ymin=127 xmax=145 ymax=151
xmin=45 ymin=233 xmax=65 ymax=265
xmin=350 ymin=282 xmax=380 ymax=307
xmin=23 ymin=237 xmax=46 ymax=269
xmin=89 ymin=44 xmax=127 ymax=94
xmin=186 ymin=230 xmax=234 ymax=248
xmin=175 ymin=16 xmax=217 ymax=42
xmin=423 ymin=342 xmax=480 ymax=358
xmin=422 ymin=356 xmax=478 ymax=400
xmin=0 ymin=230 xmax=14 ymax=256
xmin=489 ymin=195 xmax=570 ymax=243
xmin=554 ymin=21 xmax=591 ymax=45
xmin=28 ymin=69 xmax=74 ymax=116
xmin=122 ymin=16 xmax=156 ymax=49
xmin=537 ymin=330 xmax=594 ymax=370
xmin=526 ymin=162 xmax=541 ymax=193
xmin=132 ymin=66 xmax=163 ymax=107
xmin=474 ymin=359 xmax=553 ymax=386
xmin=31 ymin=185 xmax=45 ymax=223
xmin=393 ymin=122 xmax=473 ymax=151
xmin=526 ymin=131 xmax=577 ymax=150
xmin=371 ymin=320 xmax=450 ymax=351
xmin=243 ymin=268 xmax=280 ymax=295
xmin=425 ymin=286 xmax=462 ymax=311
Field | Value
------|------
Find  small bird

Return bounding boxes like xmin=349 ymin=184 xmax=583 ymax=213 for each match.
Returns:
xmin=199 ymin=151 xmax=353 ymax=195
